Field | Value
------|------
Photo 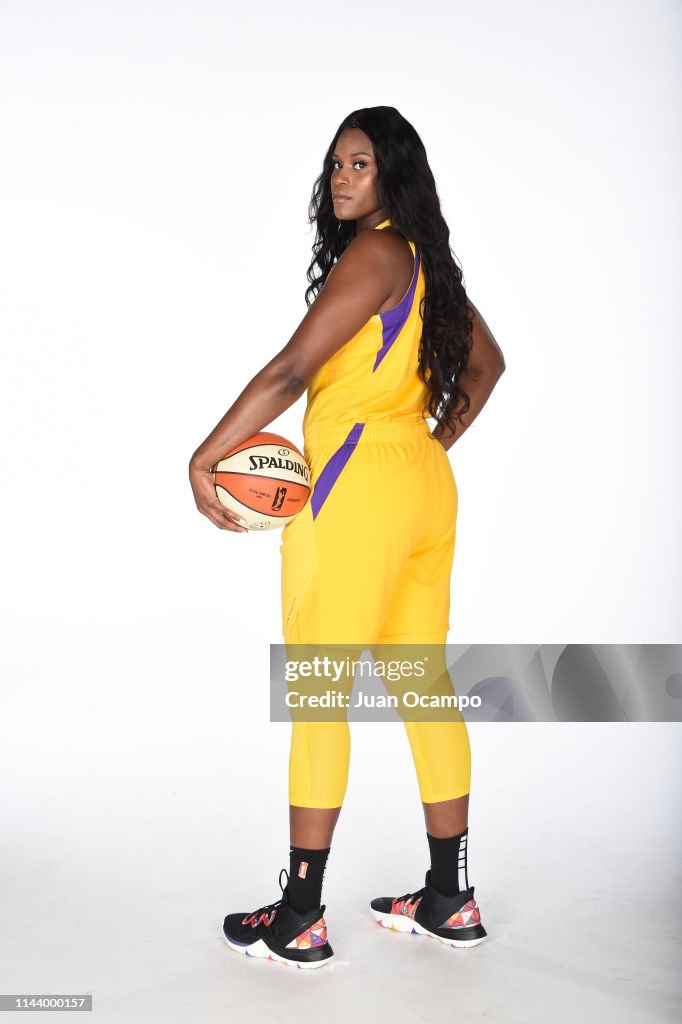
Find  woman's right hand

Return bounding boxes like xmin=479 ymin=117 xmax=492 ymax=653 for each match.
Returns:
xmin=188 ymin=459 xmax=249 ymax=533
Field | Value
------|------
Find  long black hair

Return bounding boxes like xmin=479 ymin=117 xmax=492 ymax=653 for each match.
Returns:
xmin=305 ymin=105 xmax=474 ymax=438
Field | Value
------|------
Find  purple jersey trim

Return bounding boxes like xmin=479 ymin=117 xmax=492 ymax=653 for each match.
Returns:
xmin=373 ymin=245 xmax=421 ymax=372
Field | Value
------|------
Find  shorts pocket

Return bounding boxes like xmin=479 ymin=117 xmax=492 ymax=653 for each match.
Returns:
xmin=280 ymin=501 xmax=319 ymax=640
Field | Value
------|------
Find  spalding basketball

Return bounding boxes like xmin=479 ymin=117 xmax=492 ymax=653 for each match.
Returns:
xmin=210 ymin=432 xmax=310 ymax=531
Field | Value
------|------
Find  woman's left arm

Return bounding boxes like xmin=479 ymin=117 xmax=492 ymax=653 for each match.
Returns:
xmin=432 ymin=299 xmax=506 ymax=452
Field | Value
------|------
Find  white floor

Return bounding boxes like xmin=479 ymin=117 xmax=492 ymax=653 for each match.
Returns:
xmin=1 ymin=720 xmax=680 ymax=1023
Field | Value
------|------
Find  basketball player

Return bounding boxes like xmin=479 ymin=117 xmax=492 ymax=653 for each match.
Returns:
xmin=189 ymin=107 xmax=505 ymax=968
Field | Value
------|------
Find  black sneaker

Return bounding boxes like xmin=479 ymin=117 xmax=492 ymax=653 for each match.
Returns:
xmin=370 ymin=869 xmax=487 ymax=948
xmin=222 ymin=868 xmax=334 ymax=969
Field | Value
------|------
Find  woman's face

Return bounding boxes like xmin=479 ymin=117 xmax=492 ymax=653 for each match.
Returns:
xmin=330 ymin=128 xmax=387 ymax=229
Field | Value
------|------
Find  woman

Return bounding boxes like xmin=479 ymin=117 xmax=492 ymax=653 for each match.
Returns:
xmin=189 ymin=106 xmax=505 ymax=969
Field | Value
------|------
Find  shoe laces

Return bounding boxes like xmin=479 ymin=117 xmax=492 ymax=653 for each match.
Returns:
xmin=241 ymin=868 xmax=290 ymax=928
xmin=395 ymin=870 xmax=432 ymax=907
xmin=395 ymin=884 xmax=426 ymax=906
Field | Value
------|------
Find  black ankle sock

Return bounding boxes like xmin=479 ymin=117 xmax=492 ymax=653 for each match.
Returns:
xmin=287 ymin=846 xmax=330 ymax=913
xmin=427 ymin=828 xmax=469 ymax=897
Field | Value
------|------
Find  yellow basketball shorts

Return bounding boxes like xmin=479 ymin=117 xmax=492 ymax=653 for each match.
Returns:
xmin=279 ymin=417 xmax=471 ymax=808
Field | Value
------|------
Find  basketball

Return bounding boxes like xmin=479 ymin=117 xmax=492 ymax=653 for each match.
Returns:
xmin=210 ymin=432 xmax=311 ymax=531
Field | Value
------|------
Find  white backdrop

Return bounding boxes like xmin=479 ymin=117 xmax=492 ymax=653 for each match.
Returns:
xmin=0 ymin=1 xmax=680 ymax=1021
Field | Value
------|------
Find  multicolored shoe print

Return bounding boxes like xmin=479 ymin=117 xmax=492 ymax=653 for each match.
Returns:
xmin=390 ymin=892 xmax=423 ymax=921
xmin=287 ymin=917 xmax=328 ymax=949
xmin=441 ymin=896 xmax=482 ymax=930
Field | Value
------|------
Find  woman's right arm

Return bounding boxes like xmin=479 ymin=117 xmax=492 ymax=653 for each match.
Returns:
xmin=189 ymin=229 xmax=398 ymax=531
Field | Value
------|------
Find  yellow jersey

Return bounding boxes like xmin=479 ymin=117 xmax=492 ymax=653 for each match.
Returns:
xmin=302 ymin=217 xmax=429 ymax=444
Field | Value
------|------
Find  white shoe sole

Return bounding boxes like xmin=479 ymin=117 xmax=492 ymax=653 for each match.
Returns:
xmin=370 ymin=908 xmax=487 ymax=948
xmin=222 ymin=930 xmax=335 ymax=969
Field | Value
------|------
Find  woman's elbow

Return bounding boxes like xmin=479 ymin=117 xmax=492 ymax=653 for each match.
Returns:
xmin=467 ymin=355 xmax=506 ymax=382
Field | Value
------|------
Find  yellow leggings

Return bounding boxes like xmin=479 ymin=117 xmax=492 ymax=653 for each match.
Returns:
xmin=280 ymin=419 xmax=471 ymax=808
